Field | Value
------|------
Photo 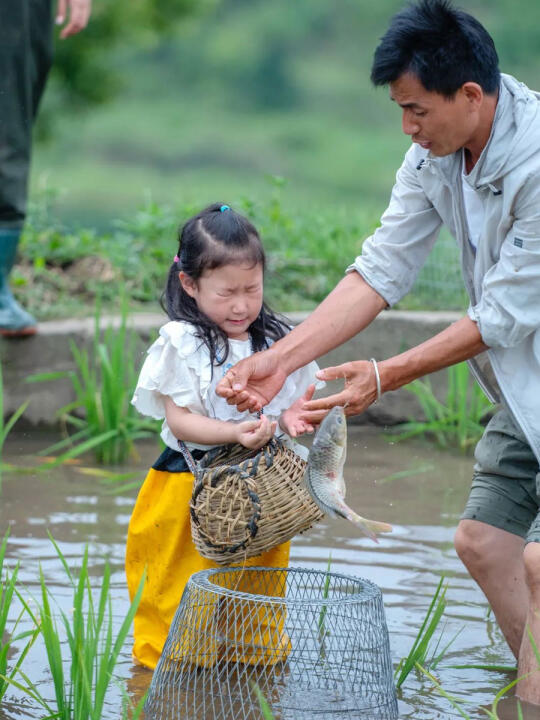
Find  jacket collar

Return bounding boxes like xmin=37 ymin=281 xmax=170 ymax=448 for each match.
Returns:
xmin=425 ymin=74 xmax=540 ymax=191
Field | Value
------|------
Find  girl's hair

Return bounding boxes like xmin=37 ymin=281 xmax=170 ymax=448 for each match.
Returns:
xmin=161 ymin=202 xmax=289 ymax=366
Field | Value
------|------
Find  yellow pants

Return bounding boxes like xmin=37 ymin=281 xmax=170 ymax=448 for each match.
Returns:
xmin=125 ymin=468 xmax=290 ymax=670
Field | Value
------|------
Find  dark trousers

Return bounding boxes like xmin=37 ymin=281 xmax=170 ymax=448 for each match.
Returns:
xmin=0 ymin=0 xmax=53 ymax=228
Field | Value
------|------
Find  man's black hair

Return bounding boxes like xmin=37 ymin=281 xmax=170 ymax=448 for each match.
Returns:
xmin=371 ymin=0 xmax=500 ymax=97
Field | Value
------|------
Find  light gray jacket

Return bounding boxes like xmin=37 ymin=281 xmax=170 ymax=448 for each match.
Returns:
xmin=351 ymin=74 xmax=540 ymax=462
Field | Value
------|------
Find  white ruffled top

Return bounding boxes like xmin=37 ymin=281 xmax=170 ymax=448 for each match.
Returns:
xmin=132 ymin=320 xmax=324 ymax=454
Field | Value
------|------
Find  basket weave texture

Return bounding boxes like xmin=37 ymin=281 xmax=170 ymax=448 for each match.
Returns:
xmin=189 ymin=438 xmax=324 ymax=563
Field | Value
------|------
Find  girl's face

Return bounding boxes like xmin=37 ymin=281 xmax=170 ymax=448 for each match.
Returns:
xmin=180 ymin=262 xmax=264 ymax=340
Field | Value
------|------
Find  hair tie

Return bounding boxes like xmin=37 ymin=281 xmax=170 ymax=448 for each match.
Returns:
xmin=174 ymin=255 xmax=180 ymax=264
xmin=220 ymin=205 xmax=230 ymax=212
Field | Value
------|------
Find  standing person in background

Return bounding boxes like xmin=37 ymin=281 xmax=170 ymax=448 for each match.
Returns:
xmin=217 ymin=0 xmax=540 ymax=703
xmin=0 ymin=0 xmax=92 ymax=336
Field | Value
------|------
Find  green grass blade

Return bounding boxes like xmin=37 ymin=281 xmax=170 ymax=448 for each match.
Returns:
xmin=416 ymin=663 xmax=473 ymax=719
xmin=395 ymin=576 xmax=447 ymax=688
xmin=1 ymin=400 xmax=30 ymax=444
xmin=251 ymin=682 xmax=275 ymax=719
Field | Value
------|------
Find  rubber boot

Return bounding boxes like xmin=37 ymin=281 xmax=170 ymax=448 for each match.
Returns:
xmin=0 ymin=229 xmax=36 ymax=336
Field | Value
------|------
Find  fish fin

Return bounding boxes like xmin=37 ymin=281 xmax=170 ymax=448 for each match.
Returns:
xmin=340 ymin=505 xmax=393 ymax=543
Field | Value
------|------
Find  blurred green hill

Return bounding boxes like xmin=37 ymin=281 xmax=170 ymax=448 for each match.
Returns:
xmin=31 ymin=0 xmax=540 ymax=230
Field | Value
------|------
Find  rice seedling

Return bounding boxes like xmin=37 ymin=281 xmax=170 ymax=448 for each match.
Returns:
xmin=416 ymin=663 xmax=474 ymax=719
xmin=0 ymin=362 xmax=30 ymax=488
xmin=251 ymin=682 xmax=276 ymax=719
xmin=394 ymin=576 xmax=461 ymax=689
xmin=11 ymin=534 xmax=144 ymax=720
xmin=313 ymin=554 xmax=333 ymax=664
xmin=119 ymin=682 xmax=147 ymax=720
xmin=392 ymin=362 xmax=493 ymax=453
xmin=0 ymin=531 xmax=39 ymax=703
xmin=419 ymin=661 xmax=528 ymax=720
xmin=449 ymin=663 xmax=516 ymax=672
xmin=379 ymin=462 xmax=434 ymax=484
xmin=74 ymin=466 xmax=144 ymax=494
xmin=317 ymin=553 xmax=332 ymax=633
xmin=28 ymin=299 xmax=159 ymax=465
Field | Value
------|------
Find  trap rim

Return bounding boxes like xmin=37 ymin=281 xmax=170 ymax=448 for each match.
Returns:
xmin=188 ymin=566 xmax=382 ymax=607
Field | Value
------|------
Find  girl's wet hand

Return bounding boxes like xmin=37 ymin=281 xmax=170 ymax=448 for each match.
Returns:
xmin=235 ymin=416 xmax=277 ymax=450
xmin=301 ymin=361 xmax=379 ymax=423
xmin=279 ymin=384 xmax=316 ymax=438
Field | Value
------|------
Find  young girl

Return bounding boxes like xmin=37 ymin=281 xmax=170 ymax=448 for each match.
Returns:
xmin=126 ymin=202 xmax=322 ymax=669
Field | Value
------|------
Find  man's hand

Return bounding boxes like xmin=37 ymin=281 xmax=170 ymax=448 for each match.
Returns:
xmin=216 ymin=349 xmax=287 ymax=412
xmin=235 ymin=415 xmax=277 ymax=450
xmin=56 ymin=0 xmax=92 ymax=38
xmin=279 ymin=384 xmax=316 ymax=438
xmin=300 ymin=360 xmax=378 ymax=424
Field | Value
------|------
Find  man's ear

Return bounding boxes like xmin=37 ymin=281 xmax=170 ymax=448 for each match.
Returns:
xmin=179 ymin=271 xmax=197 ymax=298
xmin=462 ymin=82 xmax=483 ymax=110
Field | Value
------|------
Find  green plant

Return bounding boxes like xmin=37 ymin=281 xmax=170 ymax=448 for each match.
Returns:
xmin=0 ymin=363 xmax=30 ymax=486
xmin=418 ymin=661 xmax=527 ymax=720
xmin=0 ymin=531 xmax=39 ymax=703
xmin=317 ymin=553 xmax=332 ymax=647
xmin=29 ymin=300 xmax=158 ymax=465
xmin=251 ymin=682 xmax=276 ymax=719
xmin=119 ymin=682 xmax=148 ymax=720
xmin=10 ymin=535 xmax=145 ymax=720
xmin=392 ymin=362 xmax=493 ymax=452
xmin=394 ymin=576 xmax=461 ymax=689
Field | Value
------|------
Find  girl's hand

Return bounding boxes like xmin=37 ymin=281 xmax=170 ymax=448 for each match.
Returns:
xmin=235 ymin=415 xmax=277 ymax=450
xmin=279 ymin=384 xmax=316 ymax=438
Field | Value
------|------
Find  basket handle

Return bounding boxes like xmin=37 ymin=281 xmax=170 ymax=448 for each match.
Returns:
xmin=179 ymin=437 xmax=283 ymax=477
xmin=177 ymin=439 xmax=200 ymax=475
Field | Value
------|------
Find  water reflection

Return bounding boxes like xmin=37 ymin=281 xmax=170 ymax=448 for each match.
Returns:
xmin=0 ymin=427 xmax=526 ymax=719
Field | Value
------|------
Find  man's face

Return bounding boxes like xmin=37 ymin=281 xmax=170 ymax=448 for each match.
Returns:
xmin=389 ymin=72 xmax=480 ymax=157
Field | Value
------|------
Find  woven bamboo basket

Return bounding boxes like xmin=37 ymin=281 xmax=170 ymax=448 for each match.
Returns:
xmin=188 ymin=438 xmax=324 ymax=563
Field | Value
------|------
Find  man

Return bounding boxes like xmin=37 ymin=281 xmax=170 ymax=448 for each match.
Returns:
xmin=217 ymin=0 xmax=540 ymax=703
xmin=0 ymin=0 xmax=92 ymax=336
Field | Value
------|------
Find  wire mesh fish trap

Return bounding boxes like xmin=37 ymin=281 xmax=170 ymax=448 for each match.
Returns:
xmin=145 ymin=567 xmax=398 ymax=720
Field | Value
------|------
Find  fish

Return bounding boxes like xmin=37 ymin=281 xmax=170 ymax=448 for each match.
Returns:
xmin=305 ymin=406 xmax=393 ymax=542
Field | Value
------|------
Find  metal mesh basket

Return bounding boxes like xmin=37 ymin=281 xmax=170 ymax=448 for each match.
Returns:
xmin=189 ymin=439 xmax=324 ymax=564
xmin=145 ymin=567 xmax=398 ymax=720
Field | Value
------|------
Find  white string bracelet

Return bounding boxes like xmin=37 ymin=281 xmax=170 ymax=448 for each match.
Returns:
xmin=369 ymin=358 xmax=382 ymax=404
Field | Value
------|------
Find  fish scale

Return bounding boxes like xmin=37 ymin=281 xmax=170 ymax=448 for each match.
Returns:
xmin=304 ymin=406 xmax=392 ymax=542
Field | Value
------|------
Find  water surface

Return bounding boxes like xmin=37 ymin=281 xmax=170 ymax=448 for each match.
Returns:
xmin=0 ymin=427 xmax=529 ymax=719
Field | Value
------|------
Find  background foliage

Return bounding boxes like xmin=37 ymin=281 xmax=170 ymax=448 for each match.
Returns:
xmin=27 ymin=0 xmax=540 ymax=315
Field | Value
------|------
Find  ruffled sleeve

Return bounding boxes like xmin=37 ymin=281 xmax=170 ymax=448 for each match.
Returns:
xmin=131 ymin=321 xmax=211 ymax=419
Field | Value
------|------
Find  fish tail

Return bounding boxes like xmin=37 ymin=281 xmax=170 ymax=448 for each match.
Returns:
xmin=344 ymin=510 xmax=393 ymax=543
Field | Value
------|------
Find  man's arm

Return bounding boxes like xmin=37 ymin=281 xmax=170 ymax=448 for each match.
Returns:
xmin=303 ymin=315 xmax=488 ymax=420
xmin=278 ymin=272 xmax=387 ymax=375
xmin=216 ymin=273 xmax=387 ymax=411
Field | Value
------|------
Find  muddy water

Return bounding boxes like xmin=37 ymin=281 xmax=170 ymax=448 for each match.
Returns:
xmin=0 ymin=427 xmax=531 ymax=719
